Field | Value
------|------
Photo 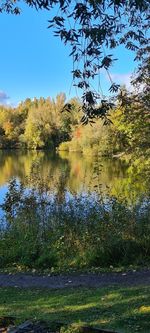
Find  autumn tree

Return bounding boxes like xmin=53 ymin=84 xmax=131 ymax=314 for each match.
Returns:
xmin=0 ymin=0 xmax=149 ymax=122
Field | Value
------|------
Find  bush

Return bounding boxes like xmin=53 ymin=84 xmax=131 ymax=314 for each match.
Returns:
xmin=35 ymin=252 xmax=58 ymax=269
xmin=58 ymin=141 xmax=70 ymax=151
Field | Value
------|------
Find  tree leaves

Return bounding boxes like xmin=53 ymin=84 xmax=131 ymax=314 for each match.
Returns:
xmin=109 ymin=84 xmax=120 ymax=93
xmin=0 ymin=0 xmax=149 ymax=122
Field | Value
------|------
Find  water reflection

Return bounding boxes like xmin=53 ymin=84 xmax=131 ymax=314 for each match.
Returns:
xmin=0 ymin=150 xmax=149 ymax=204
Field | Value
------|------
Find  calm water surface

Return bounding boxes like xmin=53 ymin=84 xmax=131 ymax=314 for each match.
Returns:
xmin=0 ymin=150 xmax=149 ymax=206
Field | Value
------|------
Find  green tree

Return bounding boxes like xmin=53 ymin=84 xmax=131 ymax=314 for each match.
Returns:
xmin=0 ymin=0 xmax=149 ymax=121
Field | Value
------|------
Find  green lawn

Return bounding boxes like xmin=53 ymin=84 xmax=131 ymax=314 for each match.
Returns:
xmin=0 ymin=285 xmax=150 ymax=332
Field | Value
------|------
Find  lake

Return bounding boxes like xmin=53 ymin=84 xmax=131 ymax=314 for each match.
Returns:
xmin=0 ymin=149 xmax=149 ymax=207
xmin=0 ymin=149 xmax=149 ymax=270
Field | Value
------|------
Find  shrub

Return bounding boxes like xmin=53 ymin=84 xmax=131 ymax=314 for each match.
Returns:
xmin=58 ymin=141 xmax=70 ymax=151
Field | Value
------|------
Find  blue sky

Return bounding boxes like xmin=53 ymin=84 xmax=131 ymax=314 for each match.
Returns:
xmin=0 ymin=3 xmax=137 ymax=106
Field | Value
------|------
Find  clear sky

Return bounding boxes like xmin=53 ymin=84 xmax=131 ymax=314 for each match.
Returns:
xmin=0 ymin=3 xmax=137 ymax=106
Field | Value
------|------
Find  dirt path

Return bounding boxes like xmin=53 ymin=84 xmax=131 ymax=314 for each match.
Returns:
xmin=0 ymin=269 xmax=150 ymax=289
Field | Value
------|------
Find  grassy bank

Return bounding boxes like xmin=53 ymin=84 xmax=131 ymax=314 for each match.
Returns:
xmin=0 ymin=179 xmax=150 ymax=272
xmin=0 ymin=285 xmax=150 ymax=332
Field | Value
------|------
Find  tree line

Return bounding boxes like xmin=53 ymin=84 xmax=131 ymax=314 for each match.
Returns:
xmin=0 ymin=94 xmax=80 ymax=149
xmin=0 ymin=0 xmax=149 ymax=121
xmin=0 ymin=83 xmax=149 ymax=160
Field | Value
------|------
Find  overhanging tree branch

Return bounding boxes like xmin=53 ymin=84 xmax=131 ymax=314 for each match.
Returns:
xmin=0 ymin=0 xmax=149 ymax=122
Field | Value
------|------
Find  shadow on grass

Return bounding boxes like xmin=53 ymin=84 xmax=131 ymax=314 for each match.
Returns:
xmin=0 ymin=286 xmax=150 ymax=333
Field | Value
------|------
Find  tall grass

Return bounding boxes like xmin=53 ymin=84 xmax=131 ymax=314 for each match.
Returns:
xmin=0 ymin=179 xmax=150 ymax=271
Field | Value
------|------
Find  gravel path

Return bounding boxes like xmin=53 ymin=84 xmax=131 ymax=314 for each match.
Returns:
xmin=0 ymin=269 xmax=150 ymax=289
